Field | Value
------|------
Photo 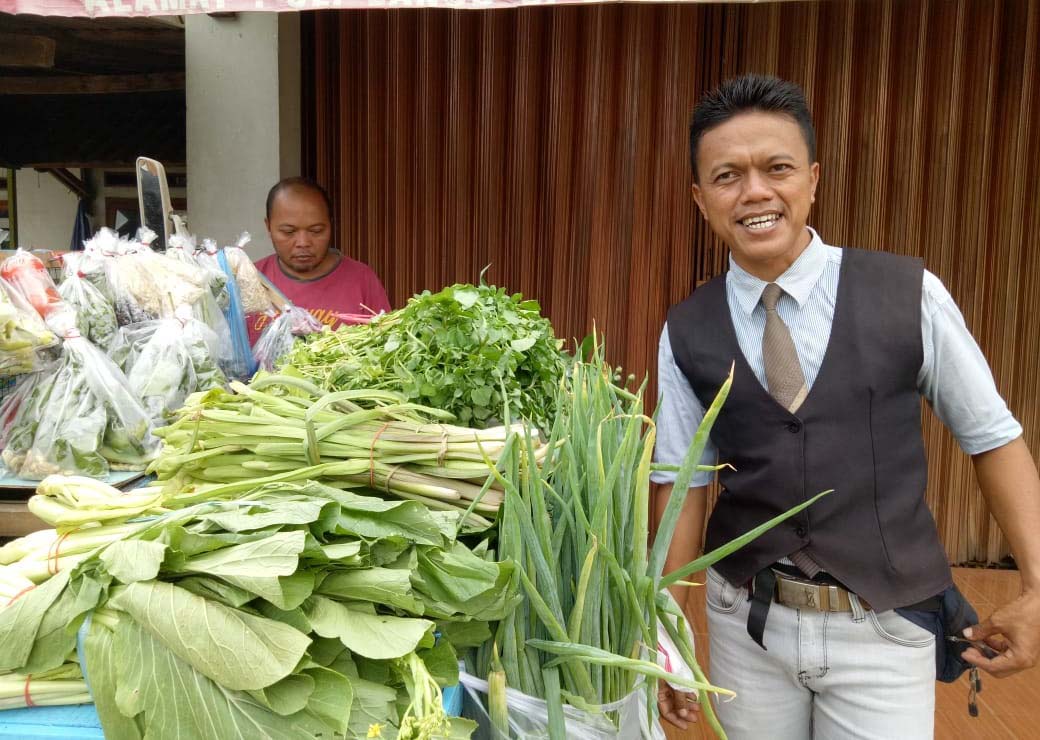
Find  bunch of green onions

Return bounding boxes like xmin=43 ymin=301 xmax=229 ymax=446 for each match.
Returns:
xmin=475 ymin=344 xmax=829 ymax=739
xmin=146 ymin=373 xmax=544 ymax=529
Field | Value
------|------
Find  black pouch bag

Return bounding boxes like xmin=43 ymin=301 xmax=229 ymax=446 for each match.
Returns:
xmin=897 ymin=584 xmax=985 ymax=715
xmin=897 ymin=584 xmax=979 ymax=681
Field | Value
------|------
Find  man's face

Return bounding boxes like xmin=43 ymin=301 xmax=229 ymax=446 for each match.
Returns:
xmin=691 ymin=111 xmax=820 ymax=281
xmin=265 ymin=188 xmax=333 ymax=276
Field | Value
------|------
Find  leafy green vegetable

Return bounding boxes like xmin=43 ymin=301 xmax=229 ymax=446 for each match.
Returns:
xmin=283 ymin=282 xmax=567 ymax=432
xmin=1 ymin=337 xmax=158 ymax=479
xmin=111 ymin=580 xmax=311 ymax=691
xmin=0 ymin=480 xmax=511 ymax=739
xmin=58 ymin=271 xmax=118 ymax=349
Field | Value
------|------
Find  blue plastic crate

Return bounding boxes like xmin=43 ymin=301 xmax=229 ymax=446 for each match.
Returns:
xmin=0 ymin=684 xmax=465 ymax=738
xmin=0 ymin=704 xmax=103 ymax=738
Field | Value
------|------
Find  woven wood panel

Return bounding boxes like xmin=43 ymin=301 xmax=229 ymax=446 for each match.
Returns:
xmin=301 ymin=0 xmax=1040 ymax=565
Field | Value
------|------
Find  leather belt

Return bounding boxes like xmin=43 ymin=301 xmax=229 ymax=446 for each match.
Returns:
xmin=772 ymin=568 xmax=872 ymax=613
xmin=747 ymin=566 xmax=874 ymax=649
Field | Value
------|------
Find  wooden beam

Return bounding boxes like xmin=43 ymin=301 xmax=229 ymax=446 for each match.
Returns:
xmin=36 ymin=168 xmax=90 ymax=200
xmin=0 ymin=72 xmax=184 ymax=95
xmin=0 ymin=34 xmax=56 ymax=69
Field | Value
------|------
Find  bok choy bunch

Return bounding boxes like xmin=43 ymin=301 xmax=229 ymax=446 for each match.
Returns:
xmin=0 ymin=481 xmax=518 ymax=739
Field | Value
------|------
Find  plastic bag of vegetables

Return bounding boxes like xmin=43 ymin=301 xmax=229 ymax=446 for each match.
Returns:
xmin=99 ymin=235 xmax=209 ymax=325
xmin=1 ymin=334 xmax=158 ymax=479
xmin=109 ymin=316 xmax=227 ymax=423
xmin=224 ymin=232 xmax=276 ymax=315
xmin=0 ymin=249 xmax=65 ymax=321
xmin=0 ymin=371 xmax=47 ymax=450
xmin=58 ymin=254 xmax=119 ymax=349
xmin=206 ymin=240 xmax=257 ymax=379
xmin=252 ymin=303 xmax=323 ymax=371
xmin=0 ymin=277 xmax=57 ymax=375
xmin=186 ymin=237 xmax=230 ymax=309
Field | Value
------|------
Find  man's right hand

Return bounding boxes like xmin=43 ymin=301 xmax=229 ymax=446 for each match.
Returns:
xmin=657 ymin=682 xmax=701 ymax=730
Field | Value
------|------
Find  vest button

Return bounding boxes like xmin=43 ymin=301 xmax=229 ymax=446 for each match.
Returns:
xmin=795 ymin=524 xmax=807 ymax=538
xmin=786 ymin=421 xmax=802 ymax=433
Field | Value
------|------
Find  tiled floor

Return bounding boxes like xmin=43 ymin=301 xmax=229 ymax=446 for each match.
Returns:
xmin=663 ymin=568 xmax=1039 ymax=739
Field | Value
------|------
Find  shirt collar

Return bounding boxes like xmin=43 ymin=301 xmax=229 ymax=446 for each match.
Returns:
xmin=728 ymin=227 xmax=828 ymax=316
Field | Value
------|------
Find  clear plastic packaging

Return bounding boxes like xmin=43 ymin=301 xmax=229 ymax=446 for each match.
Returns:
xmin=109 ymin=317 xmax=227 ymax=423
xmin=224 ymin=233 xmax=276 ymax=315
xmin=58 ymin=254 xmax=119 ymax=350
xmin=0 ymin=278 xmax=58 ymax=376
xmin=252 ymin=304 xmax=323 ymax=371
xmin=1 ymin=335 xmax=158 ymax=479
xmin=193 ymin=238 xmax=231 ymax=311
xmin=0 ymin=249 xmax=65 ymax=321
xmin=214 ymin=247 xmax=257 ymax=379
xmin=94 ymin=228 xmax=208 ymax=325
xmin=656 ymin=608 xmax=698 ymax=692
xmin=79 ymin=230 xmax=118 ymax=302
xmin=457 ymin=673 xmax=662 ymax=740
xmin=0 ymin=371 xmax=46 ymax=450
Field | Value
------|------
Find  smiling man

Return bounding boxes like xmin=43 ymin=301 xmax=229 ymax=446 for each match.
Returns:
xmin=653 ymin=75 xmax=1040 ymax=738
xmin=250 ymin=177 xmax=391 ymax=341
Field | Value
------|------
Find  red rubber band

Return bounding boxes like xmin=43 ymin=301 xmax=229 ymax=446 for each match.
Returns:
xmin=23 ymin=675 xmax=35 ymax=707
xmin=48 ymin=530 xmax=74 ymax=575
xmin=6 ymin=584 xmax=36 ymax=606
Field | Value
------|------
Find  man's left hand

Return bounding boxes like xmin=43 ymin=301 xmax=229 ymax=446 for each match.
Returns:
xmin=962 ymin=589 xmax=1040 ymax=677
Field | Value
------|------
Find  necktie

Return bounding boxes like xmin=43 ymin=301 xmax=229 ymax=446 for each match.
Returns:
xmin=761 ymin=283 xmax=808 ymax=413
xmin=761 ymin=283 xmax=820 ymax=577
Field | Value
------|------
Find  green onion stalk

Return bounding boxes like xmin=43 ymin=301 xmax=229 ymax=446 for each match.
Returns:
xmin=475 ymin=339 xmax=831 ymax=739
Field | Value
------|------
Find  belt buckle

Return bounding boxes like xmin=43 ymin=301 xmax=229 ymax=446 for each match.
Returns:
xmin=774 ymin=572 xmax=845 ymax=612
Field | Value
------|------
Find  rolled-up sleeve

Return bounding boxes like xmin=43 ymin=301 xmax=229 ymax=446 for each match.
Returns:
xmin=917 ymin=271 xmax=1023 ymax=455
xmin=651 ymin=323 xmax=718 ymax=487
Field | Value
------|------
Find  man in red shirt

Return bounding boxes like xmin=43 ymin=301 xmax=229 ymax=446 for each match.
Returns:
xmin=249 ymin=177 xmax=391 ymax=342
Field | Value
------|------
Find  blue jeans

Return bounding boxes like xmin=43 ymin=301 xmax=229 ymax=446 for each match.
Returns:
xmin=705 ymin=567 xmax=936 ymax=739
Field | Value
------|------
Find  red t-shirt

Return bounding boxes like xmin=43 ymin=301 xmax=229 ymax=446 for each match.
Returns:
xmin=248 ymin=253 xmax=391 ymax=344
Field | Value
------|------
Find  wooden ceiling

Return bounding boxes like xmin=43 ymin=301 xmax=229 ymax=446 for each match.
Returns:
xmin=0 ymin=14 xmax=184 ymax=78
xmin=0 ymin=13 xmax=186 ymax=167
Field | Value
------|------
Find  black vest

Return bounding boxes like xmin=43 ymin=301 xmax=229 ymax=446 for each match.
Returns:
xmin=668 ymin=247 xmax=952 ymax=612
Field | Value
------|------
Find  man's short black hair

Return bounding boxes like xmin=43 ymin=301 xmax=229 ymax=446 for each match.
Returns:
xmin=689 ymin=74 xmax=817 ymax=181
xmin=265 ymin=176 xmax=334 ymax=220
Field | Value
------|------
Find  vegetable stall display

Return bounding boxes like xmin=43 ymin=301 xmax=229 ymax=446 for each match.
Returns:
xmin=0 ymin=272 xmax=832 ymax=740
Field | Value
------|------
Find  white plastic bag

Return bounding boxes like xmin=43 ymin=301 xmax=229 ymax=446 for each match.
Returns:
xmin=252 ymin=303 xmax=323 ymax=371
xmin=58 ymin=256 xmax=119 ymax=349
xmin=224 ymin=233 xmax=276 ymax=315
xmin=457 ymin=672 xmax=663 ymax=740
xmin=656 ymin=606 xmax=698 ymax=692
xmin=1 ymin=335 xmax=158 ymax=479
xmin=109 ymin=317 xmax=226 ymax=423
xmin=0 ymin=277 xmax=58 ymax=375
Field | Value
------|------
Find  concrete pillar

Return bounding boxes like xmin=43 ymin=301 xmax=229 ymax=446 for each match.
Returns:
xmin=185 ymin=12 xmax=301 ymax=260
